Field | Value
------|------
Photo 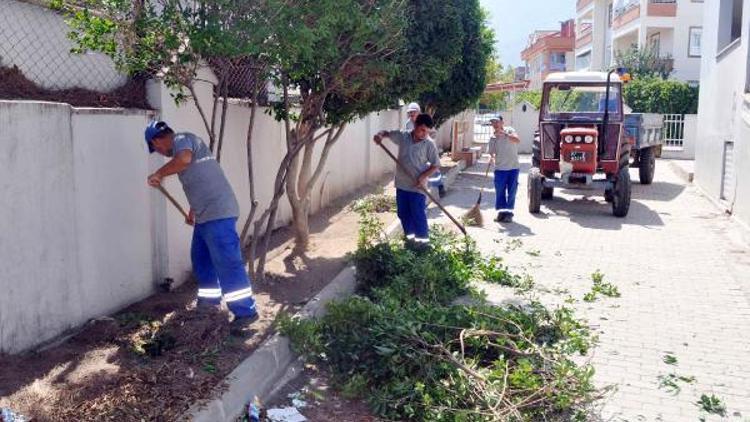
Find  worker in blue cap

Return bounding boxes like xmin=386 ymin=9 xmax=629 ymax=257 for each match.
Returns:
xmin=144 ymin=121 xmax=258 ymax=335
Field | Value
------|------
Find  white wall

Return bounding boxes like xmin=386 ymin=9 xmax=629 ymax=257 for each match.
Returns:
xmin=695 ymin=0 xmax=750 ymax=228
xmin=500 ymin=101 xmax=540 ymax=154
xmin=0 ymin=0 xmax=126 ymax=91
xmin=147 ymin=71 xmax=404 ymax=281
xmin=0 ymin=101 xmax=157 ymax=353
xmin=0 ymin=63 xmax=470 ymax=353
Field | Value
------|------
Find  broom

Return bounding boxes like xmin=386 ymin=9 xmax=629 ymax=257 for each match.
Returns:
xmin=463 ymin=157 xmax=493 ymax=227
xmin=377 ymin=142 xmax=466 ymax=235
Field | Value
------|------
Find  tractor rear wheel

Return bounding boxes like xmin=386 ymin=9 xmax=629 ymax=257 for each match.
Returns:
xmin=612 ymin=166 xmax=631 ymax=217
xmin=638 ymin=146 xmax=656 ymax=185
xmin=528 ymin=169 xmax=543 ymax=214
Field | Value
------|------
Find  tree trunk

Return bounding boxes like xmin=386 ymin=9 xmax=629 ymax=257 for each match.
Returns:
xmin=286 ymin=124 xmax=346 ymax=252
xmin=290 ymin=199 xmax=311 ymax=251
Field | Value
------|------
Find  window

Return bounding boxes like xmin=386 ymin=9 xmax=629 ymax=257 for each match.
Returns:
xmin=542 ymin=84 xmax=622 ymax=121
xmin=649 ymin=33 xmax=661 ymax=55
xmin=576 ymin=52 xmax=592 ymax=70
xmin=718 ymin=0 xmax=743 ymax=54
xmin=550 ymin=52 xmax=567 ymax=71
xmin=688 ymin=27 xmax=702 ymax=57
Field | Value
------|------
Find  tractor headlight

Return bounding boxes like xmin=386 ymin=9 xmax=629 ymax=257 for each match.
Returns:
xmin=584 ymin=135 xmax=594 ymax=144
xmin=564 ymin=135 xmax=574 ymax=143
xmin=575 ymin=136 xmax=582 ymax=143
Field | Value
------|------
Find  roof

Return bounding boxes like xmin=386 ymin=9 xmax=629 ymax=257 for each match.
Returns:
xmin=544 ymin=71 xmax=622 ymax=83
xmin=485 ymin=80 xmax=530 ymax=93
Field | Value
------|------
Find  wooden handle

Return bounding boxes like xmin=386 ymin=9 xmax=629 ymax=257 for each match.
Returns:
xmin=377 ymin=142 xmax=467 ymax=235
xmin=156 ymin=185 xmax=190 ymax=220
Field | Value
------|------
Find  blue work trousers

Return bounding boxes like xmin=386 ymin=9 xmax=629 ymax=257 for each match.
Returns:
xmin=396 ymin=189 xmax=429 ymax=243
xmin=494 ymin=169 xmax=520 ymax=214
xmin=191 ymin=218 xmax=257 ymax=318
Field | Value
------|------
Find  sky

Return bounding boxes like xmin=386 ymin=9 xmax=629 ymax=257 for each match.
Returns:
xmin=479 ymin=0 xmax=576 ymax=68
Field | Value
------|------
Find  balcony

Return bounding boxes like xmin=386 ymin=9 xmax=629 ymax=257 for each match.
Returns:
xmin=577 ymin=23 xmax=593 ymax=49
xmin=613 ymin=2 xmax=641 ymax=30
xmin=647 ymin=0 xmax=677 ymax=17
xmin=577 ymin=0 xmax=594 ymax=12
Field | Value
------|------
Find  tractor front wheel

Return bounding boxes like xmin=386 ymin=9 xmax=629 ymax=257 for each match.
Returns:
xmin=611 ymin=167 xmax=631 ymax=217
xmin=528 ymin=169 xmax=543 ymax=214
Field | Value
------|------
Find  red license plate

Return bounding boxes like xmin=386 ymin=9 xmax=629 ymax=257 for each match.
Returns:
xmin=570 ymin=151 xmax=586 ymax=161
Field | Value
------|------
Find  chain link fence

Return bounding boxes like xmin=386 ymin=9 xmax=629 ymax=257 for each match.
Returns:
xmin=0 ymin=0 xmax=148 ymax=108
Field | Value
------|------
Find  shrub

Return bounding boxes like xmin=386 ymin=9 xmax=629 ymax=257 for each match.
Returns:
xmin=279 ymin=217 xmax=599 ymax=420
xmin=624 ymin=77 xmax=699 ymax=114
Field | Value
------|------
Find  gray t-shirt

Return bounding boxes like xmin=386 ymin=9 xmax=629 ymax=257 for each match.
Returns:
xmin=488 ymin=127 xmax=520 ymax=171
xmin=172 ymin=132 xmax=240 ymax=224
xmin=387 ymin=130 xmax=440 ymax=193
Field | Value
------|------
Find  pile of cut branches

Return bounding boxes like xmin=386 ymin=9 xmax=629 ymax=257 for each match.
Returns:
xmin=280 ymin=217 xmax=599 ymax=421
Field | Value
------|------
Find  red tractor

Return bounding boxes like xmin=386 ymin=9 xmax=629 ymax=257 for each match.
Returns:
xmin=530 ymin=69 xmax=636 ymax=217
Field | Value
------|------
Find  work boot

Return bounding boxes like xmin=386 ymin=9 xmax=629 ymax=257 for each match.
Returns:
xmin=230 ymin=313 xmax=260 ymax=337
xmin=503 ymin=213 xmax=514 ymax=223
xmin=495 ymin=211 xmax=506 ymax=222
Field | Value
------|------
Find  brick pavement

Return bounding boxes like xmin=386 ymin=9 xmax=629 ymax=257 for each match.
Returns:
xmin=429 ymin=156 xmax=750 ymax=421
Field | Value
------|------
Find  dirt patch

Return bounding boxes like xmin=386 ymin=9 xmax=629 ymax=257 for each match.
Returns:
xmin=0 ymin=181 xmax=395 ymax=421
xmin=263 ymin=366 xmax=379 ymax=422
xmin=0 ymin=65 xmax=150 ymax=109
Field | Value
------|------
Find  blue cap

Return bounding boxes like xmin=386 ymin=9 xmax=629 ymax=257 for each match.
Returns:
xmin=144 ymin=120 xmax=170 ymax=153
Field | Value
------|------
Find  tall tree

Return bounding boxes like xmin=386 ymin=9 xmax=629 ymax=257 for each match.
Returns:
xmin=417 ymin=0 xmax=495 ymax=127
xmin=253 ymin=0 xmax=468 ymax=263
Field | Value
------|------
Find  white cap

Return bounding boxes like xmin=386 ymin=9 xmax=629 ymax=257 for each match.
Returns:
xmin=489 ymin=114 xmax=503 ymax=122
xmin=406 ymin=102 xmax=421 ymax=113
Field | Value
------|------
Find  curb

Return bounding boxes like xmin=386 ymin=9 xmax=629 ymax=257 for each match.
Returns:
xmin=186 ymin=266 xmax=359 ymax=422
xmin=185 ymin=161 xmax=465 ymax=421
xmin=667 ymin=160 xmax=694 ymax=183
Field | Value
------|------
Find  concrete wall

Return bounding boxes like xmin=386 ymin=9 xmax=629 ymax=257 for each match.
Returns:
xmin=147 ymin=71 xmax=405 ymax=282
xmin=500 ymin=101 xmax=540 ymax=154
xmin=0 ymin=101 xmax=157 ymax=353
xmin=695 ymin=0 xmax=750 ymax=228
xmin=0 ymin=0 xmax=126 ymax=91
xmin=2 ymin=65 xmax=465 ymax=352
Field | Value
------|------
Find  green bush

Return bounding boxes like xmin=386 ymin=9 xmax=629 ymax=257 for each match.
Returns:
xmin=624 ymin=77 xmax=699 ymax=114
xmin=279 ymin=216 xmax=598 ymax=421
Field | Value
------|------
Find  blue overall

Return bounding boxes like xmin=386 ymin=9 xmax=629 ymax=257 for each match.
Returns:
xmin=396 ymin=189 xmax=429 ymax=243
xmin=494 ymin=169 xmax=520 ymax=214
xmin=192 ymin=217 xmax=257 ymax=317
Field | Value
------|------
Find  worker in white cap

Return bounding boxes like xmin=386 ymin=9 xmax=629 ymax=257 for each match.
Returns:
xmin=404 ymin=102 xmax=421 ymax=132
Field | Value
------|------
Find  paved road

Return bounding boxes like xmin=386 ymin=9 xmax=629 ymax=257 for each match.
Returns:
xmin=430 ymin=156 xmax=750 ymax=421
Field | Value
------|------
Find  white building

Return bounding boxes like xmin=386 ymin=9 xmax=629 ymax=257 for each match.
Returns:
xmin=694 ymin=0 xmax=750 ymax=230
xmin=575 ymin=0 xmax=704 ymax=84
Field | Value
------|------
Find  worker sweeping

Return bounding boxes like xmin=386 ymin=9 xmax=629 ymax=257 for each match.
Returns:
xmin=374 ymin=113 xmax=441 ymax=248
xmin=487 ymin=115 xmax=521 ymax=223
xmin=144 ymin=121 xmax=259 ymax=335
xmin=404 ymin=102 xmax=446 ymax=198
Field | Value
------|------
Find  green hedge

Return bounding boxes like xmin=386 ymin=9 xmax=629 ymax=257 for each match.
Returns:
xmin=623 ymin=77 xmax=699 ymax=114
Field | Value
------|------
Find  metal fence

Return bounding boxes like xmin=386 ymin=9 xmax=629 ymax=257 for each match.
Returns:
xmin=0 ymin=0 xmax=142 ymax=106
xmin=663 ymin=113 xmax=685 ymax=149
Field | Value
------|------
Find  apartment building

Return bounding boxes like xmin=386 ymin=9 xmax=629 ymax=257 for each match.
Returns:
xmin=695 ymin=0 xmax=750 ymax=230
xmin=575 ymin=0 xmax=704 ymax=84
xmin=521 ymin=20 xmax=576 ymax=89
